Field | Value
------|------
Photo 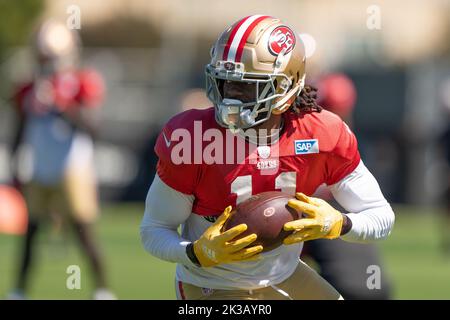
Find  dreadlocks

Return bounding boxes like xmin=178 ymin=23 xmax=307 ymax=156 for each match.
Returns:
xmin=291 ymin=85 xmax=323 ymax=114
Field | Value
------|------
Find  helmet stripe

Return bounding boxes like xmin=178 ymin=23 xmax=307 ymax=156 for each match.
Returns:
xmin=235 ymin=15 xmax=271 ymax=62
xmin=222 ymin=15 xmax=250 ymax=61
xmin=223 ymin=15 xmax=270 ymax=62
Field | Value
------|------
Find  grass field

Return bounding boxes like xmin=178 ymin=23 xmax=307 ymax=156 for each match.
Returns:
xmin=1 ymin=204 xmax=449 ymax=300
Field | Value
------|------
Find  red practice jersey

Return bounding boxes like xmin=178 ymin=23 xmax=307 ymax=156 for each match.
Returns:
xmin=155 ymin=107 xmax=360 ymax=217
xmin=12 ymin=68 xmax=104 ymax=116
xmin=11 ymin=69 xmax=104 ymax=185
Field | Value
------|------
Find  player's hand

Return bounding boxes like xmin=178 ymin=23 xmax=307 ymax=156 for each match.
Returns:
xmin=193 ymin=206 xmax=263 ymax=267
xmin=283 ymin=193 xmax=344 ymax=244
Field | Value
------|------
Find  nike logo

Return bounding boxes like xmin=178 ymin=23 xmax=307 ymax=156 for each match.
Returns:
xmin=162 ymin=131 xmax=171 ymax=147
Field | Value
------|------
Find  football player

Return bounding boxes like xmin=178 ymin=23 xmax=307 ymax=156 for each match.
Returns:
xmin=8 ymin=20 xmax=115 ymax=300
xmin=140 ymin=15 xmax=395 ymax=300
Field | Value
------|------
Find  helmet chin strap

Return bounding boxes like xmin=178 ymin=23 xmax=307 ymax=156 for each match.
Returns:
xmin=219 ymin=98 xmax=257 ymax=132
xmin=219 ymin=81 xmax=274 ymax=132
xmin=218 ymin=98 xmax=284 ymax=144
xmin=240 ymin=108 xmax=256 ymax=127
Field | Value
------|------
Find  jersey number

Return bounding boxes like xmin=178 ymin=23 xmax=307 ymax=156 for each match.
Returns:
xmin=231 ymin=172 xmax=297 ymax=204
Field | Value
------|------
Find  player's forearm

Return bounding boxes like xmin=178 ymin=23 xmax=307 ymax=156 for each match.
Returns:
xmin=340 ymin=214 xmax=353 ymax=235
xmin=10 ymin=114 xmax=26 ymax=182
xmin=11 ymin=114 xmax=25 ymax=156
xmin=341 ymin=205 xmax=394 ymax=242
xmin=140 ymin=224 xmax=195 ymax=267
xmin=140 ymin=174 xmax=197 ymax=266
xmin=329 ymin=160 xmax=395 ymax=243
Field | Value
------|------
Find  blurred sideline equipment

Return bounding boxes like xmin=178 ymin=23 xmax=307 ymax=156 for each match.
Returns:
xmin=7 ymin=20 xmax=115 ymax=300
xmin=0 ymin=185 xmax=28 ymax=235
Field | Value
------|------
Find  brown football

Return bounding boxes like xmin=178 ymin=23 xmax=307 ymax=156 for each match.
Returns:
xmin=222 ymin=191 xmax=298 ymax=252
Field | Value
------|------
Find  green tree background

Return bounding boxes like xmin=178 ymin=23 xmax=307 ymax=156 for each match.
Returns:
xmin=0 ymin=0 xmax=43 ymax=55
xmin=0 ymin=0 xmax=43 ymax=101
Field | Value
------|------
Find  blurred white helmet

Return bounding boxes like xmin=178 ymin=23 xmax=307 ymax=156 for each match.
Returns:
xmin=33 ymin=20 xmax=80 ymax=73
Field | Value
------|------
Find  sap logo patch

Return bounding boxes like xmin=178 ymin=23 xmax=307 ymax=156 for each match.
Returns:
xmin=294 ymin=139 xmax=319 ymax=155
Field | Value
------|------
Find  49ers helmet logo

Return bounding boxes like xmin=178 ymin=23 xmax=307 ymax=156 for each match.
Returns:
xmin=268 ymin=26 xmax=296 ymax=56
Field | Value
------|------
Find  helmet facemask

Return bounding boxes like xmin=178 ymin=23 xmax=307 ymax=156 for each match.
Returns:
xmin=205 ymin=61 xmax=295 ymax=132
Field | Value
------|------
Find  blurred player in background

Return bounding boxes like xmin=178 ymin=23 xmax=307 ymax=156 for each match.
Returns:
xmin=440 ymin=124 xmax=450 ymax=257
xmin=7 ymin=20 xmax=115 ymax=300
xmin=141 ymin=16 xmax=395 ymax=300
xmin=303 ymin=73 xmax=392 ymax=299
xmin=438 ymin=79 xmax=450 ymax=257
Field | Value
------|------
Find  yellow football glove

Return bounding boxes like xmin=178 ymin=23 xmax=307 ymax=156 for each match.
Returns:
xmin=283 ymin=193 xmax=344 ymax=245
xmin=193 ymin=206 xmax=263 ymax=267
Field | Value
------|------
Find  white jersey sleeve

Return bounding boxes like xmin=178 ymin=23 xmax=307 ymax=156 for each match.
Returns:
xmin=328 ymin=160 xmax=395 ymax=242
xmin=140 ymin=174 xmax=197 ymax=267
